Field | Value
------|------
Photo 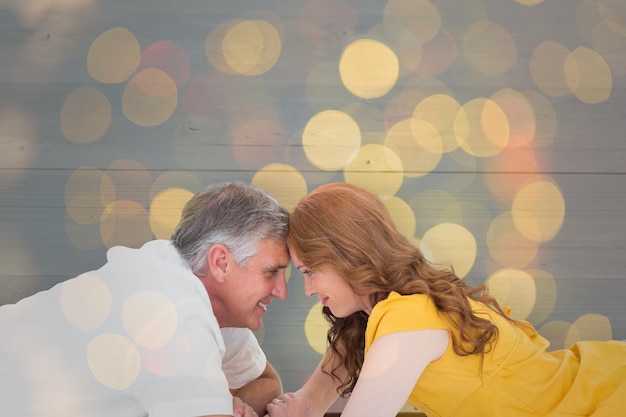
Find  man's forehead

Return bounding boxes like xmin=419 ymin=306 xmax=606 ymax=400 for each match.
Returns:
xmin=255 ymin=239 xmax=290 ymax=266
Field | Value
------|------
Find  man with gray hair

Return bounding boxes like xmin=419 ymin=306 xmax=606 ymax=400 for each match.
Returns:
xmin=0 ymin=181 xmax=291 ymax=417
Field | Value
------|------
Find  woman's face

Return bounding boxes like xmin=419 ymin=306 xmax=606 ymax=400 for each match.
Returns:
xmin=289 ymin=247 xmax=371 ymax=317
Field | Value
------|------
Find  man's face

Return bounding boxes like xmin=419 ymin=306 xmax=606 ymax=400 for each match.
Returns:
xmin=214 ymin=238 xmax=290 ymax=330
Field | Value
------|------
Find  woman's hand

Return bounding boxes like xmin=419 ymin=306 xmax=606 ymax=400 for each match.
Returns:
xmin=266 ymin=393 xmax=313 ymax=417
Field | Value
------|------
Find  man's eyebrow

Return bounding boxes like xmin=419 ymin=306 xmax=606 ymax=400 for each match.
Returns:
xmin=265 ymin=263 xmax=290 ymax=271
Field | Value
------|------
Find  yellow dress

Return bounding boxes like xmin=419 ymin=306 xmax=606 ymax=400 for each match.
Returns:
xmin=365 ymin=292 xmax=626 ymax=417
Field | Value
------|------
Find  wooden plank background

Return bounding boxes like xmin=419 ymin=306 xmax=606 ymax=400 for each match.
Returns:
xmin=1 ymin=0 xmax=625 ymax=412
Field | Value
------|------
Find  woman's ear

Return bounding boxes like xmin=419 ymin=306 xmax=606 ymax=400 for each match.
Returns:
xmin=206 ymin=243 xmax=230 ymax=283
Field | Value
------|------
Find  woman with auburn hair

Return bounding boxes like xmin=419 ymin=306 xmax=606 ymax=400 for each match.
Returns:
xmin=266 ymin=182 xmax=626 ymax=417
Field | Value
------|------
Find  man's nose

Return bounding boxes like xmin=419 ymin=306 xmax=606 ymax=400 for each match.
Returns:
xmin=271 ymin=271 xmax=288 ymax=300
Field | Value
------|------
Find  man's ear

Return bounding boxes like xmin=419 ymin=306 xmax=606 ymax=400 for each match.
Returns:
xmin=206 ymin=243 xmax=230 ymax=283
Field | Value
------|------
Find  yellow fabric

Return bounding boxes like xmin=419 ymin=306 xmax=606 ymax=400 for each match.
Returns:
xmin=365 ymin=292 xmax=626 ymax=417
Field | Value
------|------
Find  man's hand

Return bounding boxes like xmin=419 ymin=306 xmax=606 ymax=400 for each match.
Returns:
xmin=233 ymin=396 xmax=258 ymax=417
xmin=230 ymin=362 xmax=282 ymax=416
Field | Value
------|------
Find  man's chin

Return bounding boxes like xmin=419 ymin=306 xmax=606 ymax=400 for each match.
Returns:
xmin=248 ymin=320 xmax=262 ymax=331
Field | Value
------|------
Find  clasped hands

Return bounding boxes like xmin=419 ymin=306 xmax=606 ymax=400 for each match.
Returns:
xmin=264 ymin=393 xmax=313 ymax=417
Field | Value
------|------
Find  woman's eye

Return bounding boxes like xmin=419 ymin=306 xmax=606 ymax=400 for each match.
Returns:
xmin=302 ymin=269 xmax=313 ymax=277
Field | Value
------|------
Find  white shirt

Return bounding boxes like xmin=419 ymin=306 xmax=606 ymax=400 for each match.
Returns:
xmin=0 ymin=240 xmax=267 ymax=417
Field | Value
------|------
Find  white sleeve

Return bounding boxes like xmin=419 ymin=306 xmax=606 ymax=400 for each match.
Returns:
xmin=221 ymin=327 xmax=267 ymax=389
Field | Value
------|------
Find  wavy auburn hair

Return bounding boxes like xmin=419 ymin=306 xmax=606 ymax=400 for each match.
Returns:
xmin=287 ymin=182 xmax=511 ymax=396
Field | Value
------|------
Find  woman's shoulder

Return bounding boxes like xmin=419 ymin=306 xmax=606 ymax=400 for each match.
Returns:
xmin=373 ymin=291 xmax=434 ymax=313
xmin=367 ymin=292 xmax=448 ymax=339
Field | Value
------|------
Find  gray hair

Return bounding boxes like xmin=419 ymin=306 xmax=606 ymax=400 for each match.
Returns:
xmin=171 ymin=181 xmax=289 ymax=275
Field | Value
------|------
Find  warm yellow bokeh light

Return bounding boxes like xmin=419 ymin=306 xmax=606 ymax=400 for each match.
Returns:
xmin=454 ymin=98 xmax=509 ymax=157
xmin=384 ymin=119 xmax=442 ymax=178
xmin=122 ymin=68 xmax=178 ymax=127
xmin=123 ymin=291 xmax=178 ymax=349
xmin=487 ymin=212 xmax=539 ymax=269
xmin=344 ymin=144 xmax=404 ymax=197
xmin=65 ymin=167 xmax=115 ymax=226
xmin=490 ymin=88 xmax=536 ymax=148
xmin=61 ymin=86 xmax=111 ymax=143
xmin=539 ymin=320 xmax=575 ymax=350
xmin=567 ymin=313 xmax=613 ymax=345
xmin=87 ymin=27 xmax=140 ymax=84
xmin=420 ymin=223 xmax=476 ymax=279
xmin=339 ymin=39 xmax=399 ymax=99
xmin=252 ymin=163 xmax=308 ymax=212
xmin=88 ymin=333 xmax=141 ymax=390
xmin=60 ymin=273 xmax=111 ymax=331
xmin=382 ymin=195 xmax=416 ymax=238
xmin=302 ymin=110 xmax=362 ymax=171
xmin=512 ymin=180 xmax=565 ymax=242
xmin=413 ymin=94 xmax=462 ymax=153
xmin=486 ymin=268 xmax=537 ymax=320
xmin=525 ymin=269 xmax=557 ymax=325
xmin=149 ymin=188 xmax=194 ymax=239
xmin=564 ymin=47 xmax=612 ymax=104
xmin=305 ymin=302 xmax=330 ymax=355
xmin=530 ymin=41 xmax=571 ymax=97
xmin=222 ymin=19 xmax=282 ymax=75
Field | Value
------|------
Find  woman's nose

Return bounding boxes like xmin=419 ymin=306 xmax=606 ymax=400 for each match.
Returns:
xmin=303 ymin=275 xmax=315 ymax=297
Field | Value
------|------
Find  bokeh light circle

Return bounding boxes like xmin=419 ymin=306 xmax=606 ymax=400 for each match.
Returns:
xmin=530 ymin=41 xmax=571 ymax=97
xmin=87 ymin=333 xmax=141 ymax=390
xmin=384 ymin=118 xmax=442 ymax=178
xmin=61 ymin=86 xmax=111 ymax=144
xmin=149 ymin=188 xmax=194 ymax=240
xmin=564 ymin=47 xmax=612 ymax=104
xmin=454 ymin=98 xmax=509 ymax=158
xmin=412 ymin=94 xmax=462 ymax=153
xmin=305 ymin=302 xmax=330 ymax=355
xmin=382 ymin=195 xmax=416 ymax=238
xmin=87 ymin=27 xmax=140 ymax=84
xmin=302 ymin=110 xmax=362 ymax=171
xmin=486 ymin=268 xmax=537 ymax=320
xmin=512 ymin=180 xmax=565 ymax=242
xmin=252 ymin=163 xmax=308 ymax=212
xmin=222 ymin=19 xmax=282 ymax=75
xmin=420 ymin=223 xmax=476 ymax=279
xmin=339 ymin=39 xmax=399 ymax=99
xmin=344 ymin=144 xmax=404 ymax=197
xmin=123 ymin=291 xmax=178 ymax=349
xmin=567 ymin=313 xmax=613 ymax=345
xmin=122 ymin=68 xmax=178 ymax=127
xmin=60 ymin=273 xmax=111 ymax=331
